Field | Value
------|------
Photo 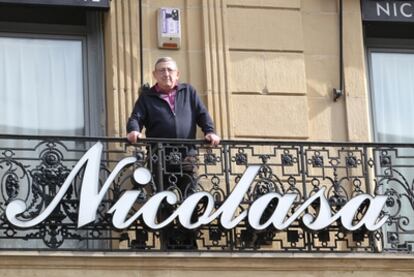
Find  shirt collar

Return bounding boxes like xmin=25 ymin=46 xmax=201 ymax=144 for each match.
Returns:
xmin=154 ymin=83 xmax=178 ymax=94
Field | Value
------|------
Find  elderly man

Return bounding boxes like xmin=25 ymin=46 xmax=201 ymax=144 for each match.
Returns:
xmin=126 ymin=57 xmax=220 ymax=249
xmin=126 ymin=56 xmax=220 ymax=145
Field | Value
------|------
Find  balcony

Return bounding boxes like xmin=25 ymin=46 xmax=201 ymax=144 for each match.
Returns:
xmin=0 ymin=134 xmax=413 ymax=253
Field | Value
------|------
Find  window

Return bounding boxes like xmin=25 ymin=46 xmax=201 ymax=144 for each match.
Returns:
xmin=0 ymin=4 xmax=105 ymax=136
xmin=368 ymin=45 xmax=414 ymax=251
xmin=0 ymin=4 xmax=106 ymax=249
xmin=0 ymin=36 xmax=85 ymax=135
xmin=369 ymin=49 xmax=414 ymax=142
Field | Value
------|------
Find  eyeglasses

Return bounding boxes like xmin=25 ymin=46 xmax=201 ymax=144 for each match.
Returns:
xmin=155 ymin=67 xmax=177 ymax=73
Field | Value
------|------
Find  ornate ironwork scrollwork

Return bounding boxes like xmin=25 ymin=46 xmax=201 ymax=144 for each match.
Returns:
xmin=0 ymin=137 xmax=413 ymax=253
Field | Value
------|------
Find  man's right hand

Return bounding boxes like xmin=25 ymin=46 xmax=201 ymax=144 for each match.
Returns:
xmin=127 ymin=131 xmax=142 ymax=143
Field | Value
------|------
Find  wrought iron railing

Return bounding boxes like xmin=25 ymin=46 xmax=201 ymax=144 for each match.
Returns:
xmin=0 ymin=134 xmax=414 ymax=253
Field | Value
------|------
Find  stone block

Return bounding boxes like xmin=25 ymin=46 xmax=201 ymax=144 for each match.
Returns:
xmin=305 ymin=54 xmax=339 ymax=97
xmin=185 ymin=6 xmax=204 ymax=51
xmin=226 ymin=7 xmax=303 ymax=51
xmin=229 ymin=52 xmax=306 ymax=94
xmin=231 ymin=95 xmax=309 ymax=138
xmin=308 ymin=97 xmax=347 ymax=141
xmin=187 ymin=51 xmax=207 ymax=94
xmin=229 ymin=52 xmax=265 ymax=93
xmin=265 ymin=53 xmax=307 ymax=93
xmin=345 ymin=96 xmax=371 ymax=141
xmin=301 ymin=0 xmax=338 ymax=12
xmin=302 ymin=13 xmax=339 ymax=55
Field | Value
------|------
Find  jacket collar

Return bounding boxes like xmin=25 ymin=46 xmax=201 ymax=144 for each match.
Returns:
xmin=146 ymin=83 xmax=186 ymax=97
xmin=154 ymin=83 xmax=178 ymax=94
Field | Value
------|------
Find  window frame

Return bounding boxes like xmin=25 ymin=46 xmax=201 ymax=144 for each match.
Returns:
xmin=366 ymin=38 xmax=414 ymax=142
xmin=0 ymin=11 xmax=105 ymax=136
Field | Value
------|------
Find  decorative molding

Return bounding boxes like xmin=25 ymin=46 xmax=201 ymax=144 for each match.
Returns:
xmin=203 ymin=0 xmax=232 ymax=138
xmin=105 ymin=0 xmax=140 ymax=137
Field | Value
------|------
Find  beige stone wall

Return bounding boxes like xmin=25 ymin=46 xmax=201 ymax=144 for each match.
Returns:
xmin=1 ymin=253 xmax=414 ymax=276
xmin=104 ymin=0 xmax=140 ymax=138
xmin=225 ymin=0 xmax=308 ymax=139
xmin=303 ymin=0 xmax=347 ymax=141
xmin=104 ymin=0 xmax=370 ymax=142
xmin=342 ymin=0 xmax=371 ymax=142
xmin=202 ymin=0 xmax=309 ymax=139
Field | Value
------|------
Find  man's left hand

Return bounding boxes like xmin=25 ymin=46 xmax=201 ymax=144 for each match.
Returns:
xmin=205 ymin=133 xmax=221 ymax=146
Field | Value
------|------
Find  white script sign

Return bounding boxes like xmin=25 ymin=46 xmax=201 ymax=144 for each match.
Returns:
xmin=5 ymin=142 xmax=389 ymax=231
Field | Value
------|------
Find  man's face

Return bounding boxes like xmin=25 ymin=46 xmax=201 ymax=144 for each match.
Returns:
xmin=153 ymin=61 xmax=180 ymax=91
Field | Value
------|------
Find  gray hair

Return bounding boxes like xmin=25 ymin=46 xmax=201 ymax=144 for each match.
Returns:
xmin=154 ymin=57 xmax=178 ymax=70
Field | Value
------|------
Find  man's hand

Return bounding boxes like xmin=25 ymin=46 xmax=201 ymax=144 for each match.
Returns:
xmin=205 ymin=133 xmax=221 ymax=146
xmin=127 ymin=131 xmax=142 ymax=144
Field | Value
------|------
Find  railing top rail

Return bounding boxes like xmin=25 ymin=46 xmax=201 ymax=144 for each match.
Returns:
xmin=1 ymin=133 xmax=414 ymax=148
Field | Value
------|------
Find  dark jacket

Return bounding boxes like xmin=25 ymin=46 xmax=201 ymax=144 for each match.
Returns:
xmin=126 ymin=83 xmax=215 ymax=139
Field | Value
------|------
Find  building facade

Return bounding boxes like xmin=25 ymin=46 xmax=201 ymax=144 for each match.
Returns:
xmin=1 ymin=0 xmax=414 ymax=276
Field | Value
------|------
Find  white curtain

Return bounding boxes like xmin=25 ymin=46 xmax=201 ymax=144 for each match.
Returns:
xmin=0 ymin=36 xmax=84 ymax=136
xmin=370 ymin=51 xmax=414 ymax=251
xmin=370 ymin=52 xmax=414 ymax=142
xmin=0 ymin=36 xmax=87 ymax=249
